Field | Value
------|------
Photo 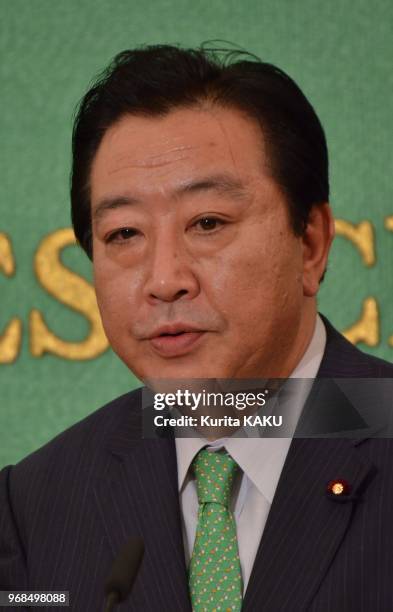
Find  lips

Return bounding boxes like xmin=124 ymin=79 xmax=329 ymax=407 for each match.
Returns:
xmin=148 ymin=325 xmax=206 ymax=357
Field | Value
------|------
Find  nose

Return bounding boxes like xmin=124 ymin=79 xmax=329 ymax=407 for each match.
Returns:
xmin=143 ymin=232 xmax=200 ymax=304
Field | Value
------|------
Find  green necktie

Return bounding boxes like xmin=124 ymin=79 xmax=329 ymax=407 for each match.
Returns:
xmin=188 ymin=449 xmax=243 ymax=612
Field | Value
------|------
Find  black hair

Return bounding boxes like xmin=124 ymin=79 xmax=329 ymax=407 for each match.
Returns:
xmin=71 ymin=44 xmax=329 ymax=260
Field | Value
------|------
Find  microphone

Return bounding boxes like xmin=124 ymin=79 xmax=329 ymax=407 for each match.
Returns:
xmin=104 ymin=536 xmax=144 ymax=612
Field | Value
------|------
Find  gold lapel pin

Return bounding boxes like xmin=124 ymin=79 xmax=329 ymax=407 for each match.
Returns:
xmin=327 ymin=479 xmax=350 ymax=496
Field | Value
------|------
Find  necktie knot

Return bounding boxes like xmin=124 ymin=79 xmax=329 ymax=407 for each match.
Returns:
xmin=192 ymin=449 xmax=239 ymax=507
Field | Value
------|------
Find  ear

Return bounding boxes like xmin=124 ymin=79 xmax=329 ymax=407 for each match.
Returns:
xmin=302 ymin=203 xmax=335 ymax=297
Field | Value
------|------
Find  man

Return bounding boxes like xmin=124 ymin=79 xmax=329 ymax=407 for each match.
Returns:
xmin=1 ymin=45 xmax=392 ymax=611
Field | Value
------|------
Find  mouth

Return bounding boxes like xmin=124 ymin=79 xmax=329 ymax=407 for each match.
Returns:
xmin=148 ymin=326 xmax=206 ymax=358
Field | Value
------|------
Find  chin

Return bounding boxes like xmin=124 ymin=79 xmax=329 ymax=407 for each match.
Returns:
xmin=137 ymin=360 xmax=223 ymax=382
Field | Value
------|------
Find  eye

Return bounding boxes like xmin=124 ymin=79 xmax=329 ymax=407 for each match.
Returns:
xmin=193 ymin=217 xmax=225 ymax=232
xmin=106 ymin=227 xmax=138 ymax=243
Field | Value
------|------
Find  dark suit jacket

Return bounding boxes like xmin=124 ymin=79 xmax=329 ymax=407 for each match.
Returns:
xmin=1 ymin=317 xmax=393 ymax=611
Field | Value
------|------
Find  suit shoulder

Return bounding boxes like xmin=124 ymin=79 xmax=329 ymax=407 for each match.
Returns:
xmin=319 ymin=314 xmax=393 ymax=377
xmin=11 ymin=387 xmax=142 ymax=475
xmin=354 ymin=349 xmax=393 ymax=376
xmin=0 ymin=388 xmax=143 ymax=561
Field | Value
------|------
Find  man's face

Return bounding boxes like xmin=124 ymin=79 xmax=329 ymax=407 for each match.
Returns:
xmin=90 ymin=105 xmax=316 ymax=380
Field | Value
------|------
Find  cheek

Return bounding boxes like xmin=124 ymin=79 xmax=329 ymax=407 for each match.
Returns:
xmin=200 ymin=236 xmax=303 ymax=325
xmin=93 ymin=259 xmax=144 ymax=327
xmin=201 ymin=243 xmax=278 ymax=294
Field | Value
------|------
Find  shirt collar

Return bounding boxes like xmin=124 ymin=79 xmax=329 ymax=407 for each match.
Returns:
xmin=290 ymin=314 xmax=326 ymax=378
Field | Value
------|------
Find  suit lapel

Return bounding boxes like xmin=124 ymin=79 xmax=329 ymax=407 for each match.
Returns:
xmin=242 ymin=437 xmax=376 ymax=611
xmin=295 ymin=377 xmax=379 ymax=437
xmin=243 ymin=318 xmax=381 ymax=611
xmin=94 ymin=404 xmax=191 ymax=611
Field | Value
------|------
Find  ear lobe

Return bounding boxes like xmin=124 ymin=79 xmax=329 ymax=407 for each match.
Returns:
xmin=302 ymin=203 xmax=335 ymax=297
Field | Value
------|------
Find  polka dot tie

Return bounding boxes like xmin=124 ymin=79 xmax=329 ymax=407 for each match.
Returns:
xmin=188 ymin=449 xmax=243 ymax=612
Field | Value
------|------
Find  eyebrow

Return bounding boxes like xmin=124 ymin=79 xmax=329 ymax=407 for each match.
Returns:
xmin=92 ymin=173 xmax=249 ymax=222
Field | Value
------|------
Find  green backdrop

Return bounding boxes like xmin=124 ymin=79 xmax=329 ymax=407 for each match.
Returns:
xmin=1 ymin=0 xmax=392 ymax=467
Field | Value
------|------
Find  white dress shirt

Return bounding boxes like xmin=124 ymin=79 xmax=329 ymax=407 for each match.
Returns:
xmin=175 ymin=315 xmax=326 ymax=592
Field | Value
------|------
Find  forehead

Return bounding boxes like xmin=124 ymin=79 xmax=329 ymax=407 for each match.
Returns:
xmin=90 ymin=105 xmax=268 ymax=201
